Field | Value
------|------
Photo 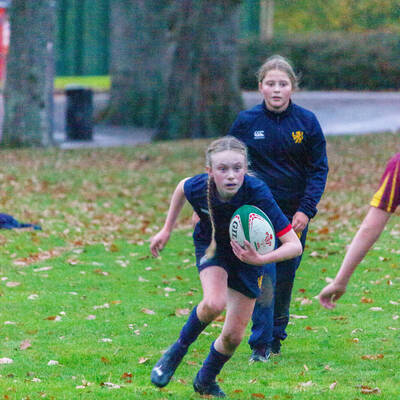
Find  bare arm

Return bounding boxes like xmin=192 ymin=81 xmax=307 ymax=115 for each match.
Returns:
xmin=150 ymin=178 xmax=189 ymax=257
xmin=319 ymin=206 xmax=391 ymax=309
xmin=231 ymin=228 xmax=302 ymax=266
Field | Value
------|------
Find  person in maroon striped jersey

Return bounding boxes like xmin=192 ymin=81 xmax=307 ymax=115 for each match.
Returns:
xmin=319 ymin=153 xmax=399 ymax=309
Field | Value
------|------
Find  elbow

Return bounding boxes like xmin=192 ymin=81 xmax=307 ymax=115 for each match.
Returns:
xmin=296 ymin=242 xmax=303 ymax=257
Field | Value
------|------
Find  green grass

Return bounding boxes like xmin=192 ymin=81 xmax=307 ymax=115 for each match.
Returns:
xmin=0 ymin=133 xmax=398 ymax=399
xmin=54 ymin=76 xmax=110 ymax=92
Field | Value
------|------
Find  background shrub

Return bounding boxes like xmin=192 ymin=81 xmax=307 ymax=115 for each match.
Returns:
xmin=239 ymin=33 xmax=400 ymax=90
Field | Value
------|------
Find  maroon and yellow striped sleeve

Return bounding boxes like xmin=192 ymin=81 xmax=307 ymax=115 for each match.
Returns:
xmin=370 ymin=153 xmax=400 ymax=213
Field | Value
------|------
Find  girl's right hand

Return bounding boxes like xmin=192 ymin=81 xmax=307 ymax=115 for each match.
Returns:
xmin=150 ymin=229 xmax=171 ymax=257
xmin=318 ymin=282 xmax=346 ymax=309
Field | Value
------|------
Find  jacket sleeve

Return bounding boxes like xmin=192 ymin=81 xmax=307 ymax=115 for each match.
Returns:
xmin=298 ymin=116 xmax=329 ymax=219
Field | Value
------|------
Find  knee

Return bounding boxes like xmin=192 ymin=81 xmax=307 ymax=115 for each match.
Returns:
xmin=200 ymin=298 xmax=226 ymax=320
xmin=221 ymin=331 xmax=243 ymax=352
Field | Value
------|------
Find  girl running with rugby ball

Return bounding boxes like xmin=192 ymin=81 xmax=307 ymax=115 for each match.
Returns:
xmin=150 ymin=136 xmax=302 ymax=397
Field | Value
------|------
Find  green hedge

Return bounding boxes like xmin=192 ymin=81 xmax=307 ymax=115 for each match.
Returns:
xmin=239 ymin=33 xmax=400 ymax=90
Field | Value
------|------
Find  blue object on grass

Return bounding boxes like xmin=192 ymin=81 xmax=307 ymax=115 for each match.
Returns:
xmin=0 ymin=213 xmax=41 ymax=230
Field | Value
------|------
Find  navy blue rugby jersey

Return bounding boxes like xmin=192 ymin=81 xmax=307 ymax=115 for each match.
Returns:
xmin=183 ymin=173 xmax=291 ymax=252
xmin=228 ymin=101 xmax=328 ymax=218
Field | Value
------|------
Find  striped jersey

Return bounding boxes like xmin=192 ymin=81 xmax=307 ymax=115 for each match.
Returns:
xmin=370 ymin=153 xmax=400 ymax=213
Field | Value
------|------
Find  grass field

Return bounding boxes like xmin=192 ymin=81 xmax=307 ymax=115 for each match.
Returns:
xmin=54 ymin=76 xmax=110 ymax=92
xmin=0 ymin=132 xmax=398 ymax=399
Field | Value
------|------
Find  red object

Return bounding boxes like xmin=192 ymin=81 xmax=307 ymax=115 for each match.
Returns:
xmin=0 ymin=7 xmax=9 ymax=82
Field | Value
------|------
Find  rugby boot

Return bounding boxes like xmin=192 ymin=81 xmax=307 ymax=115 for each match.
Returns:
xmin=193 ymin=372 xmax=226 ymax=398
xmin=150 ymin=341 xmax=187 ymax=388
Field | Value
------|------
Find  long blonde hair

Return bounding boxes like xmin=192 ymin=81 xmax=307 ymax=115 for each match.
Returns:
xmin=256 ymin=54 xmax=299 ymax=90
xmin=205 ymin=136 xmax=248 ymax=258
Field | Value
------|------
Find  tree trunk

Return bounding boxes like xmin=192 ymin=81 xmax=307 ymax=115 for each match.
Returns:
xmin=260 ymin=0 xmax=274 ymax=41
xmin=106 ymin=0 xmax=171 ymax=126
xmin=2 ymin=0 xmax=56 ymax=148
xmin=156 ymin=0 xmax=243 ymax=140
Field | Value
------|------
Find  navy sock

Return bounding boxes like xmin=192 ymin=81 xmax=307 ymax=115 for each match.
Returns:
xmin=197 ymin=341 xmax=231 ymax=384
xmin=177 ymin=305 xmax=208 ymax=348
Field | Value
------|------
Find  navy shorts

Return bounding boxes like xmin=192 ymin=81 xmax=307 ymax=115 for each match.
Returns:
xmin=194 ymin=241 xmax=263 ymax=299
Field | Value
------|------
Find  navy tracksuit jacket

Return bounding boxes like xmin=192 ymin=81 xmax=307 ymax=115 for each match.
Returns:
xmin=228 ymin=100 xmax=329 ymax=347
xmin=228 ymin=100 xmax=328 ymax=219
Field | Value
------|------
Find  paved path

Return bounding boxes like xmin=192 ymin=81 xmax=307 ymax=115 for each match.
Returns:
xmin=4 ymin=91 xmax=400 ymax=149
xmin=244 ymin=91 xmax=400 ymax=136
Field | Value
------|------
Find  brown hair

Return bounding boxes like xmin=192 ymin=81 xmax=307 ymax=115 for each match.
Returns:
xmin=256 ymin=54 xmax=299 ymax=90
xmin=205 ymin=136 xmax=248 ymax=258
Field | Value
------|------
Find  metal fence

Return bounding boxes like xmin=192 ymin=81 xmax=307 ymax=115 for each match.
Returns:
xmin=56 ymin=0 xmax=110 ymax=76
xmin=55 ymin=0 xmax=258 ymax=76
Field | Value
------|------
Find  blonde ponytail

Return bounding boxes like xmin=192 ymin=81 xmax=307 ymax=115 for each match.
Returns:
xmin=205 ymin=176 xmax=217 ymax=258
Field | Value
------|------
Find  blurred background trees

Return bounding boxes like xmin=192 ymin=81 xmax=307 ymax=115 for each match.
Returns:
xmin=2 ymin=0 xmax=399 ymax=146
xmin=2 ymin=0 xmax=56 ymax=147
xmin=155 ymin=0 xmax=243 ymax=140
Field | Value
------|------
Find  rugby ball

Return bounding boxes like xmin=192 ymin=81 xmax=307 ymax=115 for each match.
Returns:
xmin=229 ymin=205 xmax=275 ymax=255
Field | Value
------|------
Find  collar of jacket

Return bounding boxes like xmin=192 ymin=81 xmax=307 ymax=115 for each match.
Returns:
xmin=262 ymin=100 xmax=293 ymax=120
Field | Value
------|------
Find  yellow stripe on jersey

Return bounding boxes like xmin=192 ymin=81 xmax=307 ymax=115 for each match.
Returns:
xmin=387 ymin=161 xmax=399 ymax=212
xmin=370 ymin=174 xmax=390 ymax=208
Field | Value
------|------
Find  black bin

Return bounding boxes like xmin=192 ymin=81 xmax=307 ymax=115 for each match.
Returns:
xmin=66 ymin=86 xmax=93 ymax=140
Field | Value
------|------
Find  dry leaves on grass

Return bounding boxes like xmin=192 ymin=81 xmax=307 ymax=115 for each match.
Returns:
xmin=361 ymin=354 xmax=384 ymax=360
xmin=357 ymin=385 xmax=381 ymax=394
xmin=13 ymin=248 xmax=65 ymax=266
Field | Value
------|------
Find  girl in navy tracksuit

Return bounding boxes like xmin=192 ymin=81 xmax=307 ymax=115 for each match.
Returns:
xmin=228 ymin=55 xmax=329 ymax=361
xmin=150 ymin=136 xmax=302 ymax=397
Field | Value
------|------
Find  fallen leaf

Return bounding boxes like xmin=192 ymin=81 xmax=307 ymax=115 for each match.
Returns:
xmin=141 ymin=308 xmax=155 ymax=315
xmin=6 ymin=282 xmax=21 ymax=287
xmin=47 ymin=360 xmax=59 ymax=366
xmin=93 ymin=269 xmax=109 ymax=276
xmin=101 ymin=357 xmax=110 ymax=364
xmin=251 ymin=394 xmax=265 ymax=399
xmin=175 ymin=308 xmax=190 ymax=317
xmin=138 ymin=357 xmax=149 ymax=364
xmin=0 ymin=358 xmax=13 ymax=364
xmin=291 ymin=314 xmax=308 ymax=319
xmin=100 ymin=382 xmax=121 ymax=389
xmin=360 ymin=386 xmax=381 ymax=394
xmin=361 ymin=354 xmax=384 ymax=360
xmin=361 ymin=297 xmax=373 ymax=303
xmin=45 ymin=315 xmax=62 ymax=321
xmin=329 ymin=382 xmax=337 ymax=390
xmin=33 ymin=266 xmax=53 ymax=272
xmin=20 ymin=340 xmax=32 ymax=350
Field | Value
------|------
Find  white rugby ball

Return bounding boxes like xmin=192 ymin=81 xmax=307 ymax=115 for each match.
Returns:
xmin=229 ymin=205 xmax=275 ymax=255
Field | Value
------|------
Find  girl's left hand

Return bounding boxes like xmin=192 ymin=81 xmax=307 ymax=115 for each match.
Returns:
xmin=231 ymin=239 xmax=264 ymax=266
xmin=292 ymin=211 xmax=309 ymax=233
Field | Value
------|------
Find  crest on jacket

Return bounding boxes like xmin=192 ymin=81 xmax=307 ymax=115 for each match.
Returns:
xmin=292 ymin=131 xmax=304 ymax=144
